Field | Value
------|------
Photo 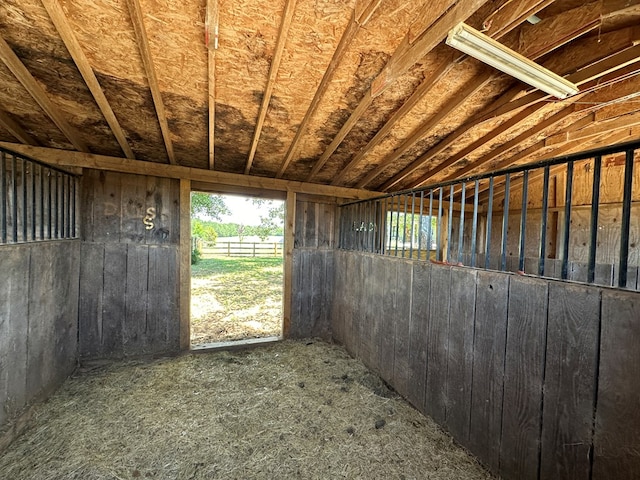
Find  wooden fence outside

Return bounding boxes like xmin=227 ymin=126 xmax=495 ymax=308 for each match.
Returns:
xmin=201 ymin=241 xmax=283 ymax=258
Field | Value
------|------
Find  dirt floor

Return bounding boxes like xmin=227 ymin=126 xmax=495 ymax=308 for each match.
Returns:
xmin=0 ymin=340 xmax=493 ymax=480
xmin=190 ymin=257 xmax=283 ymax=345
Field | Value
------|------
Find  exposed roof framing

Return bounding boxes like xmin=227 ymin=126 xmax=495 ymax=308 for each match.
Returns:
xmin=42 ymin=0 xmax=135 ymax=160
xmin=0 ymin=35 xmax=88 ymax=152
xmin=0 ymin=0 xmax=637 ymax=194
xmin=126 ymin=0 xmax=176 ymax=164
xmin=245 ymin=0 xmax=297 ymax=174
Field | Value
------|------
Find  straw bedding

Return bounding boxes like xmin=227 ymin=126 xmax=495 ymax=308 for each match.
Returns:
xmin=0 ymin=340 xmax=492 ymax=479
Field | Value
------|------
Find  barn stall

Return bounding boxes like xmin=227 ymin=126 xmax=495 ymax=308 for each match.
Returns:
xmin=0 ymin=0 xmax=639 ymax=478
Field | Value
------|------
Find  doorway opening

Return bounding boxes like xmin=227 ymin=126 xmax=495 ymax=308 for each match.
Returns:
xmin=190 ymin=192 xmax=285 ymax=348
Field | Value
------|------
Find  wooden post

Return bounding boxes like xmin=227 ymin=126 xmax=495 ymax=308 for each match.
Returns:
xmin=282 ymin=190 xmax=296 ymax=337
xmin=179 ymin=178 xmax=191 ymax=350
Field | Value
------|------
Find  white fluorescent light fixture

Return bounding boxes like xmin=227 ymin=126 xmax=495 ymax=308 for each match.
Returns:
xmin=446 ymin=23 xmax=579 ymax=99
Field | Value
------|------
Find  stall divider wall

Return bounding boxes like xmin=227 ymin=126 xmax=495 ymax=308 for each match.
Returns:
xmin=331 ymin=250 xmax=640 ymax=480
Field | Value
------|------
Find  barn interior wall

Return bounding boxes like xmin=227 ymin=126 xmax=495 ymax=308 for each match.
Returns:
xmin=78 ymin=169 xmax=181 ymax=360
xmin=0 ymin=240 xmax=80 ymax=443
xmin=331 ymin=250 xmax=640 ymax=480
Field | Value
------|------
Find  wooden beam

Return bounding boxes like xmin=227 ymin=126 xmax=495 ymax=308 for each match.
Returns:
xmin=0 ymin=36 xmax=89 ymax=152
xmin=276 ymin=0 xmax=383 ymax=178
xmin=179 ymin=178 xmax=191 ymax=350
xmin=480 ymin=0 xmax=555 ymax=38
xmin=0 ymin=143 xmax=380 ymax=200
xmin=546 ymin=110 xmax=640 ymax=147
xmin=126 ymin=0 xmax=176 ymax=164
xmin=42 ymin=0 xmax=135 ymax=159
xmin=206 ymin=0 xmax=218 ymax=170
xmin=387 ymin=28 xmax=639 ymax=188
xmin=305 ymin=0 xmax=488 ymax=181
xmin=332 ymin=0 xmax=556 ymax=187
xmin=245 ymin=0 xmax=297 ymax=174
xmin=0 ymin=109 xmax=38 ymax=145
xmin=441 ymin=107 xmax=577 ymax=182
xmin=282 ymin=190 xmax=296 ymax=338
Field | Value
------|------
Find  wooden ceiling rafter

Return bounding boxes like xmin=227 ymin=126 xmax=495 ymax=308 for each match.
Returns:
xmin=389 ymin=41 xmax=640 ymax=191
xmin=244 ymin=0 xmax=298 ymax=175
xmin=275 ymin=0 xmax=383 ymax=179
xmin=304 ymin=0 xmax=490 ymax=182
xmin=206 ymin=0 xmax=218 ymax=170
xmin=42 ymin=0 xmax=135 ymax=160
xmin=126 ymin=0 xmax=176 ymax=165
xmin=0 ymin=36 xmax=89 ymax=153
xmin=0 ymin=108 xmax=38 ymax=145
xmin=331 ymin=0 xmax=562 ymax=187
xmin=545 ymin=110 xmax=640 ymax=147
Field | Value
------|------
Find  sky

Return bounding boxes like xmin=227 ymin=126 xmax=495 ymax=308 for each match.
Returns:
xmin=217 ymin=194 xmax=283 ymax=226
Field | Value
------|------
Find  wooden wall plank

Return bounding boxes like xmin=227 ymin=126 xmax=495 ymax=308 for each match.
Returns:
xmin=358 ymin=255 xmax=375 ymax=367
xmin=310 ymin=251 xmax=324 ymax=337
xmin=593 ymin=290 xmax=640 ymax=479
xmin=330 ymin=251 xmax=347 ymax=344
xmin=124 ymin=244 xmax=149 ymax=355
xmin=101 ymin=244 xmax=127 ymax=357
xmin=408 ymin=261 xmax=430 ymax=411
xmin=379 ymin=257 xmax=397 ymax=383
xmin=165 ymin=245 xmax=180 ymax=350
xmin=321 ymin=251 xmax=334 ymax=340
xmin=540 ymin=283 xmax=600 ymax=480
xmin=393 ymin=260 xmax=413 ymax=399
xmin=469 ymin=270 xmax=510 ymax=473
xmin=0 ymin=246 xmax=30 ymax=427
xmin=500 ymin=276 xmax=549 ymax=480
xmin=445 ymin=266 xmax=477 ymax=442
xmin=147 ymin=246 xmax=170 ymax=353
xmin=343 ymin=253 xmax=358 ymax=357
xmin=179 ymin=178 xmax=191 ymax=349
xmin=78 ymin=242 xmax=105 ymax=357
xmin=368 ymin=255 xmax=384 ymax=376
xmin=425 ymin=264 xmax=451 ymax=423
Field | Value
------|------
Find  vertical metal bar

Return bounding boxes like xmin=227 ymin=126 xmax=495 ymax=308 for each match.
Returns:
xmin=22 ymin=158 xmax=27 ymax=241
xmin=55 ymin=172 xmax=60 ymax=238
xmin=417 ymin=191 xmax=424 ymax=260
xmin=518 ymin=170 xmax=529 ymax=272
xmin=587 ymin=157 xmax=601 ymax=284
xmin=409 ymin=193 xmax=416 ymax=259
xmin=394 ymin=197 xmax=400 ymax=256
xmin=500 ymin=173 xmax=511 ymax=271
xmin=485 ymin=177 xmax=494 ymax=269
xmin=401 ymin=195 xmax=409 ymax=258
xmin=60 ymin=173 xmax=65 ymax=238
xmin=66 ymin=175 xmax=71 ymax=238
xmin=40 ymin=166 xmax=44 ymax=240
xmin=47 ymin=169 xmax=52 ymax=239
xmin=471 ymin=180 xmax=479 ymax=267
xmin=11 ymin=155 xmax=17 ymax=242
xmin=447 ymin=185 xmax=454 ymax=263
xmin=436 ymin=188 xmax=443 ymax=261
xmin=618 ymin=149 xmax=634 ymax=288
xmin=426 ymin=189 xmax=433 ymax=259
xmin=0 ymin=152 xmax=6 ymax=244
xmin=539 ymin=166 xmax=550 ymax=276
xmin=72 ymin=177 xmax=77 ymax=238
xmin=387 ymin=197 xmax=394 ymax=255
xmin=561 ymin=161 xmax=574 ymax=280
xmin=31 ymin=160 xmax=36 ymax=241
xmin=458 ymin=182 xmax=466 ymax=263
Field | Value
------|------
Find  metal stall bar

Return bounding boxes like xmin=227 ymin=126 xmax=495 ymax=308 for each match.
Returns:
xmin=66 ymin=175 xmax=71 ymax=238
xmin=538 ymin=166 xmax=550 ymax=276
xmin=427 ymin=189 xmax=433 ymax=260
xmin=561 ymin=161 xmax=574 ymax=280
xmin=436 ymin=187 xmax=443 ymax=261
xmin=587 ymin=156 xmax=601 ymax=284
xmin=11 ymin=155 xmax=17 ymax=242
xmin=518 ymin=170 xmax=529 ymax=272
xmin=485 ymin=177 xmax=494 ymax=269
xmin=1 ymin=152 xmax=6 ymax=243
xmin=447 ymin=185 xmax=454 ymax=263
xmin=618 ymin=148 xmax=635 ymax=288
xmin=22 ymin=157 xmax=27 ymax=242
xmin=471 ymin=179 xmax=479 ymax=267
xmin=31 ymin=160 xmax=36 ymax=241
xmin=500 ymin=174 xmax=510 ymax=271
xmin=401 ymin=194 xmax=409 ymax=258
xmin=72 ymin=177 xmax=77 ymax=238
xmin=417 ymin=191 xmax=424 ymax=259
xmin=47 ymin=169 xmax=52 ymax=239
xmin=458 ymin=182 xmax=466 ymax=263
xmin=409 ymin=193 xmax=416 ymax=259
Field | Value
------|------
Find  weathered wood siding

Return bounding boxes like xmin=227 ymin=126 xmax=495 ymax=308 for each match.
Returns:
xmin=332 ymin=250 xmax=640 ymax=480
xmin=0 ymin=241 xmax=80 ymax=434
xmin=78 ymin=170 xmax=180 ymax=359
xmin=289 ymin=198 xmax=337 ymax=340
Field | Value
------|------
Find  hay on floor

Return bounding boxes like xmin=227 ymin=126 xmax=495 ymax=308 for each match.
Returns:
xmin=0 ymin=340 xmax=493 ymax=479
